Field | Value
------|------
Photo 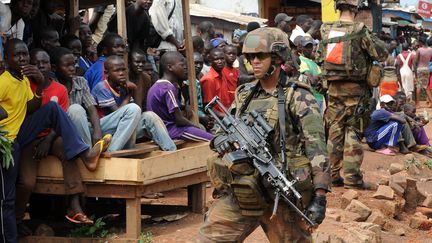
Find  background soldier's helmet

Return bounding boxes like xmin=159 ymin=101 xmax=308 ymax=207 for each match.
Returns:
xmin=335 ymin=0 xmax=361 ymax=10
xmin=242 ymin=27 xmax=291 ymax=62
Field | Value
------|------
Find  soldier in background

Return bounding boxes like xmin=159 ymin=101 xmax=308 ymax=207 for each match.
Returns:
xmin=199 ymin=27 xmax=330 ymax=242
xmin=317 ymin=0 xmax=388 ymax=189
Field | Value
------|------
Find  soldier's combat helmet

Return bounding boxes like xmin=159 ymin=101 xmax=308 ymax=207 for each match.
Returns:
xmin=242 ymin=27 xmax=291 ymax=62
xmin=335 ymin=0 xmax=362 ymax=11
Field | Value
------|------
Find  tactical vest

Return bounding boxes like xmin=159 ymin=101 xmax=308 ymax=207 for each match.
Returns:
xmin=320 ymin=21 xmax=369 ymax=81
xmin=208 ymin=80 xmax=315 ymax=216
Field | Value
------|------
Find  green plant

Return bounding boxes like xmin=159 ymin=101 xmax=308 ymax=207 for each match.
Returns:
xmin=70 ymin=215 xmax=110 ymax=238
xmin=425 ymin=159 xmax=432 ymax=169
xmin=138 ymin=231 xmax=153 ymax=243
xmin=405 ymin=156 xmax=420 ymax=169
xmin=0 ymin=126 xmax=13 ymax=169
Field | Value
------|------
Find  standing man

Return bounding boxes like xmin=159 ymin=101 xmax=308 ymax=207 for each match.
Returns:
xmin=199 ymin=27 xmax=330 ymax=242
xmin=317 ymin=0 xmax=388 ymax=189
xmin=415 ymin=37 xmax=432 ymax=107
xmin=397 ymin=43 xmax=415 ymax=101
xmin=274 ymin=13 xmax=293 ymax=36
xmin=149 ymin=0 xmax=184 ymax=51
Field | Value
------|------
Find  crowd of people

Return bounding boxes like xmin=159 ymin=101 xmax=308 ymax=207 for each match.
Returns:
xmin=0 ymin=0 xmax=432 ymax=241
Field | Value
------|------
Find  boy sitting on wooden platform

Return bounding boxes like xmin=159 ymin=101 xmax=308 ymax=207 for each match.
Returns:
xmin=16 ymin=49 xmax=100 ymax=234
xmin=147 ymin=51 xmax=214 ymax=142
xmin=0 ymin=39 xmax=107 ymax=242
xmin=92 ymin=56 xmax=176 ymax=150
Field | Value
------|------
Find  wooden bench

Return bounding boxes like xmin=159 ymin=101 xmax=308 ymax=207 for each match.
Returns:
xmin=21 ymin=141 xmax=212 ymax=242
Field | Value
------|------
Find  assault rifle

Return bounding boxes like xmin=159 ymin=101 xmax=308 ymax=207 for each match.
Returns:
xmin=205 ymin=96 xmax=316 ymax=226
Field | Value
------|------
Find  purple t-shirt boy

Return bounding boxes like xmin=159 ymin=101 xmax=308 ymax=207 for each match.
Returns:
xmin=146 ymin=80 xmax=188 ymax=139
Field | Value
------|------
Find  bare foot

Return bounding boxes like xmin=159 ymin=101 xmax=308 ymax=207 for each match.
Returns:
xmin=82 ymin=134 xmax=112 ymax=171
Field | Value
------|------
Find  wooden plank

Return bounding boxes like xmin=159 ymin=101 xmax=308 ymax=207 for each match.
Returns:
xmin=109 ymin=140 xmax=185 ymax=158
xmin=182 ymin=0 xmax=199 ymax=123
xmin=34 ymin=181 xmax=138 ymax=198
xmin=142 ymin=166 xmax=207 ymax=185
xmin=109 ymin=144 xmax=160 ymax=158
xmin=139 ymin=142 xmax=210 ymax=181
xmin=188 ymin=183 xmax=206 ymax=213
xmin=37 ymin=156 xmax=141 ymax=182
xmin=19 ymin=236 xmax=137 ymax=243
xmin=125 ymin=197 xmax=141 ymax=239
xmin=141 ymin=170 xmax=208 ymax=195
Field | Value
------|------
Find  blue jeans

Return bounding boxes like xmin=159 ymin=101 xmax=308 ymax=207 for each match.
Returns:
xmin=68 ymin=103 xmax=141 ymax=152
xmin=2 ymin=102 xmax=88 ymax=242
xmin=137 ymin=111 xmax=176 ymax=151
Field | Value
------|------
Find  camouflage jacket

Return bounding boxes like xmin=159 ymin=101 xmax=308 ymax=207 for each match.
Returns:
xmin=316 ymin=21 xmax=388 ymax=82
xmin=230 ymin=79 xmax=331 ymax=192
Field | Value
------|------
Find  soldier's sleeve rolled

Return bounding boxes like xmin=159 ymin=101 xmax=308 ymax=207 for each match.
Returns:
xmin=290 ymin=88 xmax=331 ymax=192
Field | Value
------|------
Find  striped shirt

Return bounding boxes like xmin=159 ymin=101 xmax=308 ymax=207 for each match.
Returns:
xmin=68 ymin=76 xmax=97 ymax=109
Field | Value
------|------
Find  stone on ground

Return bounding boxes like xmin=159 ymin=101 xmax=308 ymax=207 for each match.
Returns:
xmin=341 ymin=189 xmax=359 ymax=209
xmin=314 ymin=222 xmax=382 ymax=243
xmin=366 ymin=210 xmax=386 ymax=227
xmin=373 ymin=185 xmax=394 ymax=200
xmin=416 ymin=206 xmax=432 ymax=218
xmin=389 ymin=181 xmax=405 ymax=197
xmin=390 ymin=172 xmax=407 ymax=189
xmin=393 ymin=228 xmax=405 ymax=236
xmin=409 ymin=214 xmax=432 ymax=230
xmin=379 ymin=200 xmax=404 ymax=218
xmin=389 ymin=163 xmax=405 ymax=175
xmin=345 ymin=200 xmax=372 ymax=221
xmin=404 ymin=177 xmax=418 ymax=213
xmin=421 ymin=195 xmax=432 ymax=208
xmin=377 ymin=176 xmax=389 ymax=186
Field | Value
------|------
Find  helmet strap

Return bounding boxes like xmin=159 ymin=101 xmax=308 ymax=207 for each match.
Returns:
xmin=263 ymin=65 xmax=276 ymax=80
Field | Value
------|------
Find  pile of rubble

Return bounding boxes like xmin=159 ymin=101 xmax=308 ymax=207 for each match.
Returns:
xmin=313 ymin=155 xmax=432 ymax=243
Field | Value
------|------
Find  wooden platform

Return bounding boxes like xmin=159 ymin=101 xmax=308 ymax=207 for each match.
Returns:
xmin=21 ymin=141 xmax=212 ymax=241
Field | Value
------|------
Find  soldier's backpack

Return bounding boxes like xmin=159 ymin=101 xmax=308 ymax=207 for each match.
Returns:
xmin=320 ymin=22 xmax=378 ymax=83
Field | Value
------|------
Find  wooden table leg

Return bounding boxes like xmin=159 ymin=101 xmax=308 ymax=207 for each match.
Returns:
xmin=126 ymin=197 xmax=141 ymax=239
xmin=187 ymin=183 xmax=206 ymax=213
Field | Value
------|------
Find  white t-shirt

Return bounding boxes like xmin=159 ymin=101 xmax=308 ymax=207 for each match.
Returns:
xmin=149 ymin=0 xmax=183 ymax=51
xmin=289 ymin=25 xmax=306 ymax=43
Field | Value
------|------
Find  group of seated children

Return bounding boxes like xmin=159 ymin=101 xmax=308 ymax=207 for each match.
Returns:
xmin=365 ymin=93 xmax=432 ymax=156
xmin=0 ymin=37 xmax=221 ymax=241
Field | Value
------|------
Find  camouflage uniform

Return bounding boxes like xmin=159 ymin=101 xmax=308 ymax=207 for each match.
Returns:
xmin=199 ymin=80 xmax=331 ymax=242
xmin=317 ymin=18 xmax=388 ymax=185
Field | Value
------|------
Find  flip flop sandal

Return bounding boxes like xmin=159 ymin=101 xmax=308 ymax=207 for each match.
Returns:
xmin=93 ymin=134 xmax=112 ymax=153
xmin=65 ymin=212 xmax=94 ymax=225
xmin=376 ymin=148 xmax=395 ymax=156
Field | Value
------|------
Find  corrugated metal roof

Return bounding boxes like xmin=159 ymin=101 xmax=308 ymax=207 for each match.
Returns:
xmin=189 ymin=4 xmax=267 ymax=26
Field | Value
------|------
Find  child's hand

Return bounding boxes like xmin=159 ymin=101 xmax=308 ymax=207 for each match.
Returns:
xmin=22 ymin=65 xmax=44 ymax=86
xmin=125 ymin=81 xmax=137 ymax=91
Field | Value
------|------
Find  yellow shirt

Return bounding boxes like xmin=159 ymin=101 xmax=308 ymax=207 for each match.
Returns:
xmin=0 ymin=71 xmax=34 ymax=140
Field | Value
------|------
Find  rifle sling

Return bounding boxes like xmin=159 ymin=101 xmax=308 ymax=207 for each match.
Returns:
xmin=277 ymin=74 xmax=288 ymax=172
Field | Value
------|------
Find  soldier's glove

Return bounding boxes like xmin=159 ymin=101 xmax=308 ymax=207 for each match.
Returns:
xmin=306 ymin=194 xmax=327 ymax=225
xmin=211 ymin=135 xmax=231 ymax=155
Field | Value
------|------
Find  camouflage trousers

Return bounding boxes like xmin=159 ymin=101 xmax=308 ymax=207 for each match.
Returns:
xmin=326 ymin=93 xmax=364 ymax=185
xmin=198 ymin=194 xmax=311 ymax=243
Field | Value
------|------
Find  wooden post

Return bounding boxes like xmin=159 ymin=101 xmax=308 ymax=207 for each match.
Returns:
xmin=116 ymin=0 xmax=128 ymax=64
xmin=116 ymin=0 xmax=127 ymax=39
xmin=125 ymin=198 xmax=141 ymax=239
xmin=69 ymin=0 xmax=79 ymax=36
xmin=69 ymin=0 xmax=79 ymax=17
xmin=187 ymin=183 xmax=206 ymax=213
xmin=181 ymin=0 xmax=199 ymax=123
